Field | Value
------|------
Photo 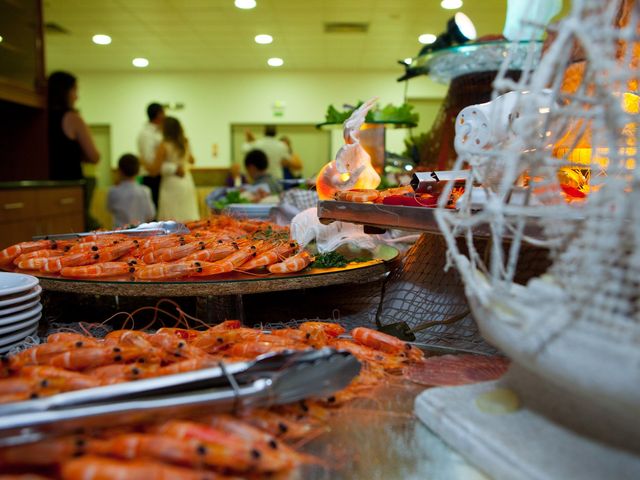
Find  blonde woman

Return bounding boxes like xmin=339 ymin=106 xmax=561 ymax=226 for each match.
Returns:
xmin=150 ymin=117 xmax=200 ymax=222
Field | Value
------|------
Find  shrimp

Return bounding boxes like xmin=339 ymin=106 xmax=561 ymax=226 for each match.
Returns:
xmin=226 ymin=340 xmax=302 ymax=358
xmin=36 ymin=251 xmax=102 ymax=273
xmin=237 ymin=408 xmax=327 ymax=442
xmin=13 ymin=249 xmax=64 ymax=266
xmin=183 ymin=243 xmax=239 ymax=262
xmin=190 ymin=245 xmax=259 ymax=276
xmin=147 ymin=332 xmax=210 ymax=360
xmin=156 ymin=357 xmax=218 ymax=376
xmin=239 ymin=241 xmax=298 ymax=271
xmin=18 ymin=365 xmax=102 ymax=391
xmin=351 ymin=327 xmax=424 ymax=362
xmin=134 ymin=262 xmax=197 ymax=280
xmin=48 ymin=346 xmax=151 ymax=371
xmin=60 ymin=261 xmax=134 ymax=278
xmin=94 ymin=240 xmax=138 ymax=262
xmin=88 ymin=363 xmax=159 ymax=384
xmin=267 ymin=251 xmax=314 ymax=274
xmin=330 ymin=339 xmax=407 ymax=370
xmin=157 ymin=420 xmax=301 ymax=472
xmin=0 ymin=240 xmax=58 ymax=266
xmin=142 ymin=240 xmax=207 ymax=264
xmin=9 ymin=340 xmax=96 ymax=369
xmin=46 ymin=332 xmax=102 ymax=345
xmin=298 ymin=321 xmax=345 ymax=338
xmin=334 ymin=189 xmax=381 ymax=203
xmin=61 ymin=455 xmax=234 ymax=480
xmin=0 ymin=436 xmax=86 ymax=466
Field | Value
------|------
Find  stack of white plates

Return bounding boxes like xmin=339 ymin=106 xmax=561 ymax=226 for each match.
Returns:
xmin=225 ymin=203 xmax=276 ymax=220
xmin=0 ymin=272 xmax=41 ymax=354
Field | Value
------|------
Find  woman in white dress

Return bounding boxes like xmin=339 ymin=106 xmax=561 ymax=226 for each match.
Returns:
xmin=150 ymin=116 xmax=200 ymax=222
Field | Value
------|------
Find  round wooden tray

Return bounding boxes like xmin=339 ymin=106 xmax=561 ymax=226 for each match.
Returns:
xmin=33 ymin=261 xmax=389 ymax=297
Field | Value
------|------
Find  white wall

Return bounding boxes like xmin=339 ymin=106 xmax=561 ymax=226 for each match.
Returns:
xmin=75 ymin=70 xmax=447 ymax=169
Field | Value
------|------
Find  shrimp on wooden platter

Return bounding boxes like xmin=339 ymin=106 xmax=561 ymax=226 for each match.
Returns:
xmin=134 ymin=261 xmax=197 ymax=280
xmin=60 ymin=262 xmax=135 ymax=278
xmin=267 ymin=251 xmax=314 ymax=274
xmin=0 ymin=240 xmax=59 ymax=266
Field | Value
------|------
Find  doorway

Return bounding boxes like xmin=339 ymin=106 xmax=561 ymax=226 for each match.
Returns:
xmin=83 ymin=124 xmax=113 ymax=228
xmin=230 ymin=124 xmax=331 ymax=179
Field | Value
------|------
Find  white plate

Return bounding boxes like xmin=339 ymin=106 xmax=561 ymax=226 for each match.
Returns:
xmin=0 ymin=297 xmax=40 ymax=317
xmin=0 ymin=272 xmax=39 ymax=297
xmin=0 ymin=285 xmax=42 ymax=308
xmin=0 ymin=324 xmax=38 ymax=350
xmin=0 ymin=303 xmax=43 ymax=327
xmin=0 ymin=312 xmax=40 ymax=337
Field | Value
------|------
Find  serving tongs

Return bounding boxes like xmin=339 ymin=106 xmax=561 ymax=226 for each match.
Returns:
xmin=0 ymin=348 xmax=360 ymax=446
xmin=32 ymin=220 xmax=190 ymax=241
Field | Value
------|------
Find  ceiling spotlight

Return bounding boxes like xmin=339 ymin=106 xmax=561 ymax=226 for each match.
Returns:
xmin=235 ymin=0 xmax=256 ymax=9
xmin=132 ymin=57 xmax=149 ymax=68
xmin=418 ymin=33 xmax=437 ymax=45
xmin=267 ymin=57 xmax=284 ymax=67
xmin=92 ymin=34 xmax=111 ymax=45
xmin=0 ymin=35 xmax=3 ymax=43
xmin=255 ymin=34 xmax=273 ymax=44
xmin=441 ymin=0 xmax=463 ymax=9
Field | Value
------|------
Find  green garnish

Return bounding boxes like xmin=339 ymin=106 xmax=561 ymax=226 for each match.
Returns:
xmin=324 ymin=102 xmax=419 ymax=125
xmin=213 ymin=190 xmax=250 ymax=211
xmin=311 ymin=251 xmax=371 ymax=268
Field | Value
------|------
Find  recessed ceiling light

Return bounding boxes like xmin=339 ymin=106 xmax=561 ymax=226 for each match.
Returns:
xmin=441 ymin=0 xmax=463 ymax=9
xmin=254 ymin=34 xmax=273 ymax=44
xmin=267 ymin=57 xmax=284 ymax=67
xmin=235 ymin=0 xmax=256 ymax=9
xmin=0 ymin=35 xmax=3 ymax=43
xmin=92 ymin=34 xmax=111 ymax=45
xmin=404 ymin=57 xmax=412 ymax=64
xmin=418 ymin=33 xmax=437 ymax=44
xmin=132 ymin=57 xmax=149 ymax=68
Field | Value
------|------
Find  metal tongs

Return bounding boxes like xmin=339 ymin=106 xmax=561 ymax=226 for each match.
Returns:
xmin=32 ymin=221 xmax=190 ymax=241
xmin=0 ymin=348 xmax=360 ymax=446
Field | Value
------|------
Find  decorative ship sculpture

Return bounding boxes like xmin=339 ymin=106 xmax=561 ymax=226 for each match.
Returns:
xmin=419 ymin=0 xmax=640 ymax=477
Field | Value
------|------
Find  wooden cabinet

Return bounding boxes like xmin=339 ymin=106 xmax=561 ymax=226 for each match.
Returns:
xmin=0 ymin=185 xmax=84 ymax=249
xmin=0 ymin=0 xmax=48 ymax=181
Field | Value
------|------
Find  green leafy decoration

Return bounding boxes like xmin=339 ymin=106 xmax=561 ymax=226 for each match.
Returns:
xmin=324 ymin=102 xmax=419 ymax=125
xmin=212 ymin=190 xmax=249 ymax=211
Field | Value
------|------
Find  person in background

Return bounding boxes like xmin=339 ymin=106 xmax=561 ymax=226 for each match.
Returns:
xmin=47 ymin=71 xmax=101 ymax=228
xmin=279 ymin=136 xmax=303 ymax=188
xmin=242 ymin=125 xmax=290 ymax=181
xmin=244 ymin=149 xmax=283 ymax=195
xmin=225 ymin=163 xmax=248 ymax=187
xmin=107 ymin=154 xmax=155 ymax=227
xmin=137 ymin=102 xmax=166 ymax=208
xmin=149 ymin=117 xmax=200 ymax=222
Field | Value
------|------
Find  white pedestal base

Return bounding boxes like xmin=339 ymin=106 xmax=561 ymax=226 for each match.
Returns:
xmin=415 ymin=377 xmax=640 ymax=480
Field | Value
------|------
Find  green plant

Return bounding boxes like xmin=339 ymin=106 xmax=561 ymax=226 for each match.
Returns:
xmin=324 ymin=102 xmax=419 ymax=125
xmin=212 ymin=190 xmax=249 ymax=211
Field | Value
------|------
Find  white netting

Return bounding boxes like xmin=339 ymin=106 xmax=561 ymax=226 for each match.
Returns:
xmin=436 ymin=0 xmax=640 ymax=413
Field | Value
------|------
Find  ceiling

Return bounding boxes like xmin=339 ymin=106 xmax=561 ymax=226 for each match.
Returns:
xmin=44 ymin=0 xmax=510 ymax=73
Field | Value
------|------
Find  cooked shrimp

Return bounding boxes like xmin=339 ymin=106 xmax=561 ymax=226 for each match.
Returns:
xmin=143 ymin=240 xmax=207 ymax=264
xmin=18 ymin=365 xmax=102 ymax=391
xmin=60 ymin=262 xmax=134 ymax=278
xmin=61 ymin=455 xmax=233 ymax=480
xmin=48 ymin=346 xmax=151 ymax=371
xmin=334 ymin=189 xmax=380 ymax=203
xmin=37 ymin=251 xmax=101 ymax=273
xmin=267 ymin=251 xmax=314 ymax=274
xmin=134 ymin=262 xmax=197 ymax=280
xmin=0 ymin=240 xmax=57 ymax=266
xmin=239 ymin=241 xmax=298 ymax=271
xmin=351 ymin=327 xmax=424 ymax=362
xmin=184 ymin=243 xmax=239 ymax=262
xmin=13 ymin=249 xmax=64 ymax=266
xmin=0 ymin=436 xmax=85 ymax=466
xmin=46 ymin=332 xmax=102 ymax=345
xmin=190 ymin=245 xmax=259 ymax=276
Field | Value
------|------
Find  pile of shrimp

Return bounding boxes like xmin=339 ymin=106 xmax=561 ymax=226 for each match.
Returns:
xmin=0 ymin=318 xmax=425 ymax=479
xmin=0 ymin=216 xmax=315 ymax=280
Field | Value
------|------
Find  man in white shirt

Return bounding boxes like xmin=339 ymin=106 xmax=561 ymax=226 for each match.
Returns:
xmin=241 ymin=125 xmax=290 ymax=181
xmin=137 ymin=103 xmax=165 ymax=208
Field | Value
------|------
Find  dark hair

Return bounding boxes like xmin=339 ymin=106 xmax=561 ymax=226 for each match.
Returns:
xmin=48 ymin=71 xmax=77 ymax=111
xmin=147 ymin=103 xmax=164 ymax=122
xmin=244 ymin=149 xmax=269 ymax=171
xmin=264 ymin=125 xmax=277 ymax=137
xmin=163 ymin=116 xmax=186 ymax=156
xmin=118 ymin=154 xmax=140 ymax=177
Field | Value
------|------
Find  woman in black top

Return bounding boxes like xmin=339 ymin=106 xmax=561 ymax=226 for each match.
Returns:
xmin=48 ymin=71 xmax=100 ymax=180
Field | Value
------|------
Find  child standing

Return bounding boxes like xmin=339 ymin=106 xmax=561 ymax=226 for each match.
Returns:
xmin=107 ymin=154 xmax=156 ymax=227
